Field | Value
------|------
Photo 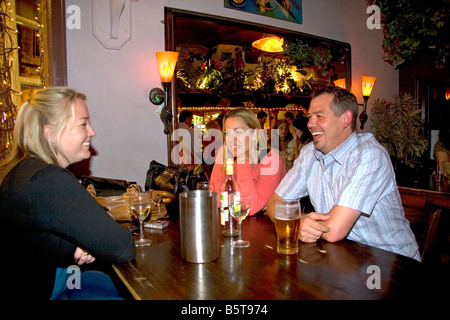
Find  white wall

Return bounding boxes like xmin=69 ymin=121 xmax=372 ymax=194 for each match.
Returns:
xmin=66 ymin=0 xmax=398 ymax=187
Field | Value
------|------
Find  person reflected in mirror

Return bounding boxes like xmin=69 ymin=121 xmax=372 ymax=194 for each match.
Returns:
xmin=176 ymin=110 xmax=203 ymax=169
xmin=0 ymin=87 xmax=136 ymax=300
xmin=434 ymin=127 xmax=450 ymax=178
xmin=202 ymin=119 xmax=222 ymax=166
xmin=272 ymin=119 xmax=293 ymax=170
xmin=285 ymin=117 xmax=313 ymax=170
xmin=284 ymin=111 xmax=294 ymax=126
xmin=257 ymin=110 xmax=269 ymax=147
xmin=267 ymin=86 xmax=420 ymax=261
xmin=257 ymin=111 xmax=268 ymax=129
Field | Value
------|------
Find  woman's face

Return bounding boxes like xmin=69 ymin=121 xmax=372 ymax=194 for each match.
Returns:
xmin=58 ymin=99 xmax=96 ymax=167
xmin=224 ymin=116 xmax=256 ymax=159
xmin=278 ymin=122 xmax=289 ymax=139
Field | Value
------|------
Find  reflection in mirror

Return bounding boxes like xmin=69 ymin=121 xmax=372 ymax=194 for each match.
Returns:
xmin=164 ymin=8 xmax=351 ymax=164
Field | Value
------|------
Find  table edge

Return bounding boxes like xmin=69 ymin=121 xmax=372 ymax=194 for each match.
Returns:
xmin=112 ymin=265 xmax=142 ymax=300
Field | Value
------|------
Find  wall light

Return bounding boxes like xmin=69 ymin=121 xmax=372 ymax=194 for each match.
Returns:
xmin=149 ymin=51 xmax=179 ymax=161
xmin=252 ymin=35 xmax=284 ymax=53
xmin=445 ymin=88 xmax=450 ymax=100
xmin=359 ymin=76 xmax=376 ymax=130
xmin=333 ymin=78 xmax=346 ymax=89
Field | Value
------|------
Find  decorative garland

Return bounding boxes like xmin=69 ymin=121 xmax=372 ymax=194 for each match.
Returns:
xmin=176 ymin=40 xmax=335 ymax=98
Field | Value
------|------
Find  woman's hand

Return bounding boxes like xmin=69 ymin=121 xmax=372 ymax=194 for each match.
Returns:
xmin=74 ymin=247 xmax=96 ymax=265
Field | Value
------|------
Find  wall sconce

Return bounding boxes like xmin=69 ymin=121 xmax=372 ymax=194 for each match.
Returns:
xmin=333 ymin=78 xmax=346 ymax=89
xmin=359 ymin=76 xmax=376 ymax=130
xmin=149 ymin=51 xmax=179 ymax=163
xmin=149 ymin=51 xmax=179 ymax=135
xmin=252 ymin=35 xmax=284 ymax=53
xmin=445 ymin=88 xmax=450 ymax=100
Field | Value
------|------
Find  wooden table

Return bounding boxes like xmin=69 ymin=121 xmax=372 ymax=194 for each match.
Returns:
xmin=113 ymin=214 xmax=439 ymax=301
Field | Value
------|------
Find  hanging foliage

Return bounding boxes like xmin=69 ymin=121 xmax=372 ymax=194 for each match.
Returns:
xmin=176 ymin=39 xmax=334 ymax=97
xmin=367 ymin=0 xmax=450 ymax=69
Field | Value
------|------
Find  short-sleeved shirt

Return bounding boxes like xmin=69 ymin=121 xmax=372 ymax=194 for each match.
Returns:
xmin=276 ymin=132 xmax=420 ymax=261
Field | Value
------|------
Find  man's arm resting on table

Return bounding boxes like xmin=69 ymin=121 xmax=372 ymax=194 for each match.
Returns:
xmin=267 ymin=193 xmax=361 ymax=243
xmin=310 ymin=205 xmax=361 ymax=243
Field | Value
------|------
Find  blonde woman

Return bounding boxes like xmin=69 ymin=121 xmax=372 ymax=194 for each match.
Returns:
xmin=210 ymin=108 xmax=287 ymax=215
xmin=0 ymin=87 xmax=135 ymax=300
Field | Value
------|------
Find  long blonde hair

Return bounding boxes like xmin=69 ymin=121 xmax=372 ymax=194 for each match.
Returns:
xmin=0 ymin=87 xmax=87 ymax=185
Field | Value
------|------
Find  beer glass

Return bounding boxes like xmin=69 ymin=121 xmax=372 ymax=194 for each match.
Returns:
xmin=274 ymin=199 xmax=301 ymax=254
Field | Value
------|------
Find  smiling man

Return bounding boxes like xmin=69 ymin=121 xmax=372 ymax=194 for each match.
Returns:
xmin=267 ymin=86 xmax=420 ymax=261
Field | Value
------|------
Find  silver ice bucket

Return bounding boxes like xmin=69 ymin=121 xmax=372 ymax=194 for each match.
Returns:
xmin=179 ymin=190 xmax=219 ymax=263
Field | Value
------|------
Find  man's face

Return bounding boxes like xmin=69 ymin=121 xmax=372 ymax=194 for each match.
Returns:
xmin=307 ymin=93 xmax=348 ymax=155
xmin=259 ymin=116 xmax=267 ymax=127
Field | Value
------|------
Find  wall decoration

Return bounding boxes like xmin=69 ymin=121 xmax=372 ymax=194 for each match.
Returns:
xmin=92 ymin=0 xmax=138 ymax=50
xmin=225 ymin=0 xmax=302 ymax=24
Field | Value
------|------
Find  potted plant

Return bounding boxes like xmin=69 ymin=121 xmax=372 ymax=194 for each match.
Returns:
xmin=371 ymin=92 xmax=428 ymax=183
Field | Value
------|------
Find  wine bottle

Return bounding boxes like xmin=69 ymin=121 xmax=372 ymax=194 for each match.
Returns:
xmin=220 ymin=159 xmax=240 ymax=236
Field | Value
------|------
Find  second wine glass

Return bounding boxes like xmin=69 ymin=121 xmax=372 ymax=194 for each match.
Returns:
xmin=228 ymin=192 xmax=251 ymax=248
xmin=130 ymin=192 xmax=153 ymax=247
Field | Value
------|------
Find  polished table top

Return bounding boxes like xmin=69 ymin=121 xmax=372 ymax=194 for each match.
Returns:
xmin=114 ymin=214 xmax=436 ymax=301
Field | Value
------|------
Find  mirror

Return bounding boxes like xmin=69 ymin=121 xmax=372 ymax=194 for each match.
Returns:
xmin=163 ymin=7 xmax=351 ymax=163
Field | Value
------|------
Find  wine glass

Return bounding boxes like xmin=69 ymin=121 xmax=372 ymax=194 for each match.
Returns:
xmin=130 ymin=192 xmax=153 ymax=247
xmin=228 ymin=192 xmax=251 ymax=248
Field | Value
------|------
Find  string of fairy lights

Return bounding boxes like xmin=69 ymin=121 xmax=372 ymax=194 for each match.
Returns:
xmin=0 ymin=0 xmax=18 ymax=159
xmin=0 ymin=0 xmax=45 ymax=159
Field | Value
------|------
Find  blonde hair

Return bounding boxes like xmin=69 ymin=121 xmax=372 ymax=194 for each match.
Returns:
xmin=223 ymin=107 xmax=261 ymax=131
xmin=0 ymin=87 xmax=87 ymax=185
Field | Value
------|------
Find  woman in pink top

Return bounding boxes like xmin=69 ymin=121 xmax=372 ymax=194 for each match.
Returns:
xmin=210 ymin=108 xmax=287 ymax=216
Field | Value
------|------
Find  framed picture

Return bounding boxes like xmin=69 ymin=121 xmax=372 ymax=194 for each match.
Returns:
xmin=225 ymin=0 xmax=302 ymax=24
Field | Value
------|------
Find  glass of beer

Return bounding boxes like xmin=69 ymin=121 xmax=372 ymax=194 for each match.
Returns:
xmin=274 ymin=199 xmax=301 ymax=255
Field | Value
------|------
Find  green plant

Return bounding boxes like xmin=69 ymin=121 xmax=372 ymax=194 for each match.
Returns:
xmin=283 ymin=39 xmax=333 ymax=76
xmin=367 ymin=0 xmax=449 ymax=68
xmin=176 ymin=43 xmax=318 ymax=96
xmin=371 ymin=93 xmax=428 ymax=168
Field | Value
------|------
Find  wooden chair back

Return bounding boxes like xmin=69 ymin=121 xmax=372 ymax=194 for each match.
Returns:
xmin=421 ymin=209 xmax=442 ymax=264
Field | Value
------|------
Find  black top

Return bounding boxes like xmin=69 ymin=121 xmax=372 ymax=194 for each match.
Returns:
xmin=0 ymin=157 xmax=136 ymax=299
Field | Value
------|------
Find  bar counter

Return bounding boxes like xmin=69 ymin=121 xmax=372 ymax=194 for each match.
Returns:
xmin=114 ymin=213 xmax=440 ymax=301
xmin=398 ymin=175 xmax=449 ymax=208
